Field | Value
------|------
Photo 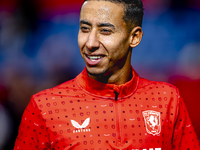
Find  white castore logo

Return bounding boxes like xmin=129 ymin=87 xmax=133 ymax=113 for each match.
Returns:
xmin=71 ymin=117 xmax=91 ymax=133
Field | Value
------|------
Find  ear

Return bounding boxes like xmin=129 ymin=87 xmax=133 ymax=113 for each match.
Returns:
xmin=129 ymin=26 xmax=143 ymax=48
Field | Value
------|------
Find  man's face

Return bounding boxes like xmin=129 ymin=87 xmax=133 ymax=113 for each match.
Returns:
xmin=78 ymin=1 xmax=132 ymax=77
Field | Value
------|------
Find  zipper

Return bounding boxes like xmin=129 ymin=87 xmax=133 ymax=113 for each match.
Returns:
xmin=114 ymin=90 xmax=123 ymax=147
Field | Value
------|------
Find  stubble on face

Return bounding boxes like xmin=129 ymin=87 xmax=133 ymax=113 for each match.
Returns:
xmin=78 ymin=1 xmax=133 ymax=84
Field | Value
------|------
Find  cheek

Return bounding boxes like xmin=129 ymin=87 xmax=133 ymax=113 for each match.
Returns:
xmin=102 ymin=35 xmax=114 ymax=45
xmin=101 ymin=35 xmax=123 ymax=53
xmin=78 ymin=33 xmax=86 ymax=50
xmin=103 ymin=35 xmax=128 ymax=54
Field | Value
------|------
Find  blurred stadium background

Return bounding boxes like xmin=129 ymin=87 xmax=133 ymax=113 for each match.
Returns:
xmin=0 ymin=0 xmax=200 ymax=149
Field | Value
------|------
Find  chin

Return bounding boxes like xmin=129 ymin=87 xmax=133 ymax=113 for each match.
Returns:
xmin=86 ymin=67 xmax=109 ymax=77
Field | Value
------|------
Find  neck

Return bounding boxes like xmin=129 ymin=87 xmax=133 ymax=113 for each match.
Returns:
xmin=88 ymin=66 xmax=132 ymax=85
xmin=108 ymin=66 xmax=132 ymax=85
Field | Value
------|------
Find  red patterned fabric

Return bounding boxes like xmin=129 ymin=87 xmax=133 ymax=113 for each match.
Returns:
xmin=14 ymin=67 xmax=200 ymax=150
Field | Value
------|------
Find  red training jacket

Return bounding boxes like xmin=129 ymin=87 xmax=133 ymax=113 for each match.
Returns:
xmin=14 ymin=67 xmax=200 ymax=150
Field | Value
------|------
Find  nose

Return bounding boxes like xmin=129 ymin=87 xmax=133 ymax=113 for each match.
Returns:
xmin=86 ymin=30 xmax=100 ymax=51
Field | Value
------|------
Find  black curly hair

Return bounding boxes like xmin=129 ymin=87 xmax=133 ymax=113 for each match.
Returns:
xmin=83 ymin=0 xmax=144 ymax=28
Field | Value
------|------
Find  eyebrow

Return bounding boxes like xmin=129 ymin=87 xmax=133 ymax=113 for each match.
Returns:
xmin=80 ymin=20 xmax=91 ymax=26
xmin=80 ymin=19 xmax=115 ymax=29
xmin=97 ymin=23 xmax=115 ymax=29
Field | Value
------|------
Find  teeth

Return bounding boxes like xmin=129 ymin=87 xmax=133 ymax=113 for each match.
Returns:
xmin=87 ymin=56 xmax=102 ymax=61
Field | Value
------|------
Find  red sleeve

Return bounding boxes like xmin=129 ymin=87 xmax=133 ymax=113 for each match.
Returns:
xmin=172 ymin=96 xmax=200 ymax=149
xmin=14 ymin=96 xmax=51 ymax=150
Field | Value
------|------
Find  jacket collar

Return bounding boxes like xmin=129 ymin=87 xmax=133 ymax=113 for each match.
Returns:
xmin=76 ymin=66 xmax=139 ymax=99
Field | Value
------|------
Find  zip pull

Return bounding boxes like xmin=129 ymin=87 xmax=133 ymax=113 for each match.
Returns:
xmin=113 ymin=85 xmax=121 ymax=101
xmin=114 ymin=90 xmax=119 ymax=101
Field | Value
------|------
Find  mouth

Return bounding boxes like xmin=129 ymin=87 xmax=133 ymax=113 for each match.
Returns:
xmin=86 ymin=55 xmax=103 ymax=61
xmin=85 ymin=54 xmax=105 ymax=65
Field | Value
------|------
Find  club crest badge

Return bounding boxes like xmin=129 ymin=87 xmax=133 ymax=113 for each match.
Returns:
xmin=142 ymin=110 xmax=161 ymax=136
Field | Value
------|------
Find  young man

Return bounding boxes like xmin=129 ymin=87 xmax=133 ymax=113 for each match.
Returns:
xmin=14 ymin=0 xmax=200 ymax=149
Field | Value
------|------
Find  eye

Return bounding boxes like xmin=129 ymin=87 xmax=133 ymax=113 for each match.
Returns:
xmin=80 ymin=26 xmax=90 ymax=33
xmin=100 ymin=28 xmax=112 ymax=35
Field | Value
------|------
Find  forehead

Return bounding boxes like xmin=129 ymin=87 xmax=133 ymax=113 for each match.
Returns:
xmin=80 ymin=1 xmax=125 ymax=24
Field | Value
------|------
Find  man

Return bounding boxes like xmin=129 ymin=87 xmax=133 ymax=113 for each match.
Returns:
xmin=14 ymin=0 xmax=200 ymax=150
